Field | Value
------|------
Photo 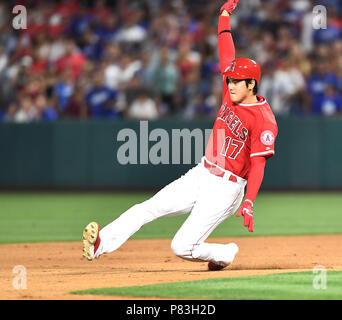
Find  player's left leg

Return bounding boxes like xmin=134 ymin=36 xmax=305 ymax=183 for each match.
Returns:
xmin=89 ymin=163 xmax=203 ymax=259
xmin=170 ymin=167 xmax=245 ymax=268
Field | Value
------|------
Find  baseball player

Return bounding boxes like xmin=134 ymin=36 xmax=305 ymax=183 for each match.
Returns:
xmin=82 ymin=0 xmax=278 ymax=271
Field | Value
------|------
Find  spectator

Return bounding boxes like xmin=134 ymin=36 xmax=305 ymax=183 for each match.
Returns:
xmin=43 ymin=65 xmax=59 ymax=99
xmin=177 ymin=36 xmax=202 ymax=80
xmin=95 ymin=13 xmax=119 ymax=43
xmin=152 ymin=47 xmax=180 ymax=114
xmin=115 ymin=10 xmax=148 ymax=50
xmin=270 ymin=58 xmax=306 ymax=116
xmin=64 ymin=83 xmax=88 ymax=119
xmin=289 ymin=43 xmax=311 ymax=79
xmin=53 ymin=69 xmax=75 ymax=114
xmin=314 ymin=6 xmax=341 ymax=45
xmin=134 ymin=50 xmax=155 ymax=87
xmin=320 ymin=83 xmax=342 ymax=117
xmin=3 ymin=102 xmax=18 ymax=122
xmin=127 ymin=90 xmax=159 ymax=120
xmin=13 ymin=96 xmax=38 ymax=123
xmin=85 ymin=70 xmax=119 ymax=119
xmin=30 ymin=33 xmax=50 ymax=75
xmin=105 ymin=54 xmax=142 ymax=90
xmin=307 ymin=58 xmax=338 ymax=115
xmin=0 ymin=44 xmax=8 ymax=73
xmin=0 ymin=71 xmax=17 ymax=118
xmin=92 ymin=0 xmax=112 ymax=23
xmin=67 ymin=4 xmax=93 ymax=39
xmin=118 ymin=74 xmax=145 ymax=112
xmin=35 ymin=94 xmax=58 ymax=121
xmin=54 ymin=38 xmax=87 ymax=79
xmin=180 ymin=68 xmax=201 ymax=115
xmin=184 ymin=94 xmax=216 ymax=119
xmin=79 ymin=26 xmax=104 ymax=61
xmin=259 ymin=61 xmax=276 ymax=107
xmin=0 ymin=0 xmax=342 ymax=121
xmin=49 ymin=35 xmax=67 ymax=63
xmin=25 ymin=74 xmax=45 ymax=101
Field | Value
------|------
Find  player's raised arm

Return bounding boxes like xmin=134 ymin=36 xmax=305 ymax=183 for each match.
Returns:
xmin=218 ymin=0 xmax=239 ymax=100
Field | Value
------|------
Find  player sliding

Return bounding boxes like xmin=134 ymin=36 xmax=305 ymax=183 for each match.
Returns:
xmin=82 ymin=0 xmax=278 ymax=271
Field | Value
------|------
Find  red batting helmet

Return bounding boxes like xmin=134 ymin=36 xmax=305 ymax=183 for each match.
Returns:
xmin=223 ymin=58 xmax=261 ymax=85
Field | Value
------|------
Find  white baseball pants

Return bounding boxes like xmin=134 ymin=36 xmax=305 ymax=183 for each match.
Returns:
xmin=95 ymin=157 xmax=246 ymax=265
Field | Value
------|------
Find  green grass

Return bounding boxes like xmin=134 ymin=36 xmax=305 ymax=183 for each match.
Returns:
xmin=71 ymin=271 xmax=342 ymax=300
xmin=0 ymin=192 xmax=342 ymax=243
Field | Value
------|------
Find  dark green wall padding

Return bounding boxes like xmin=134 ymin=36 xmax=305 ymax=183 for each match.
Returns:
xmin=0 ymin=117 xmax=341 ymax=189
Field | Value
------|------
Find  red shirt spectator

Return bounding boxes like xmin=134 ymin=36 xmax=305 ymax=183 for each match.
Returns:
xmin=30 ymin=59 xmax=48 ymax=75
xmin=92 ymin=0 xmax=111 ymax=22
xmin=55 ymin=40 xmax=87 ymax=79
xmin=54 ymin=0 xmax=80 ymax=19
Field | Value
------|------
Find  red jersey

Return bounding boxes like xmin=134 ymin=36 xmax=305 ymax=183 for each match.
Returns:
xmin=204 ymin=14 xmax=278 ymax=179
xmin=205 ymin=94 xmax=278 ymax=179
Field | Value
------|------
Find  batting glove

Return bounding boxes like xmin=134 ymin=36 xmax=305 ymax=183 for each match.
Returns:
xmin=236 ymin=200 xmax=254 ymax=232
xmin=220 ymin=0 xmax=239 ymax=15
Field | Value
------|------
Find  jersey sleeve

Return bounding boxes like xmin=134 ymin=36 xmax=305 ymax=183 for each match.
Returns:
xmin=218 ymin=15 xmax=235 ymax=102
xmin=250 ymin=112 xmax=278 ymax=159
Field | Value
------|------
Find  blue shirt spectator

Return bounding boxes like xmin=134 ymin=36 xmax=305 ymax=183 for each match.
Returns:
xmin=320 ymin=85 xmax=342 ymax=116
xmin=79 ymin=28 xmax=104 ymax=61
xmin=54 ymin=82 xmax=74 ymax=112
xmin=95 ymin=15 xmax=119 ymax=43
xmin=41 ymin=107 xmax=58 ymax=121
xmin=314 ymin=25 xmax=341 ymax=44
xmin=35 ymin=94 xmax=59 ymax=121
xmin=313 ymin=7 xmax=341 ymax=45
xmin=53 ymin=70 xmax=75 ymax=112
xmin=68 ymin=9 xmax=94 ymax=39
xmin=307 ymin=71 xmax=338 ymax=114
xmin=85 ymin=86 xmax=119 ymax=119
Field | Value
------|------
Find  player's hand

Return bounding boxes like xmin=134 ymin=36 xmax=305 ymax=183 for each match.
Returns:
xmin=220 ymin=0 xmax=239 ymax=15
xmin=236 ymin=200 xmax=254 ymax=232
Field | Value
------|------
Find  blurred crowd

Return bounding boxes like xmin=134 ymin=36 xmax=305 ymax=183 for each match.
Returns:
xmin=0 ymin=0 xmax=341 ymax=123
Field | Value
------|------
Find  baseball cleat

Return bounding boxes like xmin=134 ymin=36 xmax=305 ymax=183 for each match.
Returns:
xmin=208 ymin=261 xmax=226 ymax=271
xmin=82 ymin=222 xmax=100 ymax=261
xmin=208 ymin=242 xmax=239 ymax=271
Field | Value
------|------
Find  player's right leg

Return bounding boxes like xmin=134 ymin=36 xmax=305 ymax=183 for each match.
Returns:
xmin=83 ymin=164 xmax=202 ymax=260
xmin=170 ymin=163 xmax=245 ymax=269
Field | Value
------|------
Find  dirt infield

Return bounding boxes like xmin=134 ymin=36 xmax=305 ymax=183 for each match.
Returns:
xmin=1 ymin=235 xmax=341 ymax=300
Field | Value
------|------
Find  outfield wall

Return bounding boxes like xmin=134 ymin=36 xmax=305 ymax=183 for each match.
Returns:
xmin=0 ymin=117 xmax=341 ymax=190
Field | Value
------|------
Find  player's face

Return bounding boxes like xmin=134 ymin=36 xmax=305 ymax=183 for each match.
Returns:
xmin=228 ymin=78 xmax=253 ymax=104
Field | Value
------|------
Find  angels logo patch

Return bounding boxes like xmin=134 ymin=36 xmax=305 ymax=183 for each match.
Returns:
xmin=225 ymin=61 xmax=236 ymax=73
xmin=260 ymin=130 xmax=275 ymax=146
